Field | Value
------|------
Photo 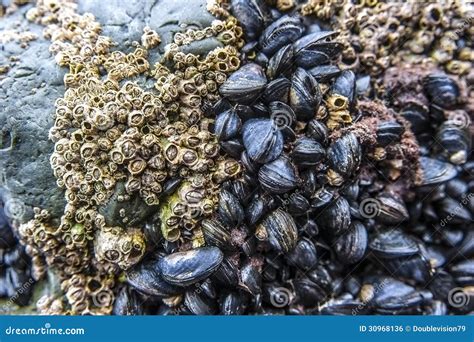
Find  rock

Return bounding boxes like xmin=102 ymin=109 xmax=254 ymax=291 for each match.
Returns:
xmin=0 ymin=4 xmax=66 ymax=224
xmin=0 ymin=0 xmax=225 ymax=224
xmin=78 ymin=0 xmax=223 ymax=65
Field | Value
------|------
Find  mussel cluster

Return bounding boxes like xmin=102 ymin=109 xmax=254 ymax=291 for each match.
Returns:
xmin=107 ymin=1 xmax=473 ymax=315
xmin=2 ymin=0 xmax=473 ymax=316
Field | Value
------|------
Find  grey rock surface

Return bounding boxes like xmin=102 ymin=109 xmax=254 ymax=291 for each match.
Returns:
xmin=0 ymin=0 xmax=223 ymax=225
xmin=78 ymin=0 xmax=223 ymax=64
xmin=0 ymin=4 xmax=66 ymax=224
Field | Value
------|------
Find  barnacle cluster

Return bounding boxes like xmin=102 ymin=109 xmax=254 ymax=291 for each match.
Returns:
xmin=18 ymin=0 xmax=244 ymax=314
xmin=300 ymin=0 xmax=473 ymax=77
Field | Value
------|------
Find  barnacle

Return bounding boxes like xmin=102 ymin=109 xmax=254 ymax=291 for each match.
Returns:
xmin=19 ymin=0 xmax=243 ymax=315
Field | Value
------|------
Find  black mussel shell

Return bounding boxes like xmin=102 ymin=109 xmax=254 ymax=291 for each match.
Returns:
xmin=376 ymin=121 xmax=404 ymax=147
xmin=289 ymin=67 xmax=322 ymax=122
xmin=374 ymin=193 xmax=409 ymax=224
xmin=305 ymin=119 xmax=328 ymax=145
xmin=290 ymin=136 xmax=325 ymax=168
xmin=334 ymin=221 xmax=368 ymax=265
xmin=0 ymin=207 xmax=16 ymax=249
xmin=240 ymin=262 xmax=262 ymax=295
xmin=220 ymin=63 xmax=267 ymax=104
xmin=221 ymin=292 xmax=246 ymax=315
xmin=327 ymin=132 xmax=361 ymax=177
xmin=308 ymin=65 xmax=341 ymax=82
xmin=258 ymin=156 xmax=298 ymax=194
xmin=246 ymin=193 xmax=268 ymax=226
xmin=266 ymin=44 xmax=294 ymax=80
xmin=214 ymin=109 xmax=242 ymax=141
xmin=230 ymin=0 xmax=270 ymax=41
xmin=185 ymin=289 xmax=218 ymax=315
xmin=293 ymin=31 xmax=342 ymax=68
xmin=159 ymin=247 xmax=224 ymax=286
xmin=242 ymin=118 xmax=284 ymax=163
xmin=113 ymin=287 xmax=145 ymax=315
xmin=286 ymin=238 xmax=318 ymax=271
xmin=126 ymin=255 xmax=181 ymax=297
xmin=259 ymin=15 xmax=304 ymax=56
xmin=287 ymin=192 xmax=310 ymax=216
xmin=269 ymin=101 xmax=296 ymax=131
xmin=317 ymin=196 xmax=351 ymax=236
xmin=369 ymin=229 xmax=419 ymax=259
xmin=262 ymin=77 xmax=291 ymax=103
xmin=436 ymin=121 xmax=470 ymax=164
xmin=220 ymin=139 xmax=244 ymax=158
xmin=258 ymin=209 xmax=298 ymax=253
xmin=400 ymin=104 xmax=429 ymax=135
xmin=201 ymin=219 xmax=233 ymax=250
xmin=418 ymin=157 xmax=457 ymax=185
xmin=331 ymin=70 xmax=356 ymax=104
xmin=213 ymin=258 xmax=240 ymax=288
xmin=218 ymin=190 xmax=244 ymax=228
xmin=320 ymin=295 xmax=367 ymax=315
xmin=436 ymin=197 xmax=472 ymax=224
xmin=423 ymin=74 xmax=460 ymax=109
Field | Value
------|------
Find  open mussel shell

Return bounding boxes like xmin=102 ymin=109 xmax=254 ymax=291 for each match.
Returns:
xmin=258 ymin=15 xmax=304 ymax=56
xmin=293 ymin=31 xmax=342 ymax=68
xmin=418 ymin=156 xmax=457 ymax=185
xmin=289 ymin=68 xmax=322 ymax=122
xmin=334 ymin=221 xmax=368 ymax=265
xmin=266 ymin=44 xmax=294 ymax=80
xmin=242 ymin=118 xmax=284 ymax=163
xmin=316 ymin=196 xmax=351 ymax=236
xmin=126 ymin=255 xmax=181 ymax=297
xmin=159 ymin=247 xmax=224 ymax=286
xmin=201 ymin=219 xmax=233 ymax=250
xmin=327 ymin=132 xmax=361 ymax=177
xmin=258 ymin=156 xmax=298 ymax=194
xmin=220 ymin=63 xmax=267 ymax=104
xmin=257 ymin=209 xmax=298 ymax=253
xmin=214 ymin=109 xmax=242 ymax=141
xmin=423 ymin=73 xmax=460 ymax=109
xmin=369 ymin=229 xmax=419 ymax=259
xmin=218 ymin=190 xmax=244 ymax=229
